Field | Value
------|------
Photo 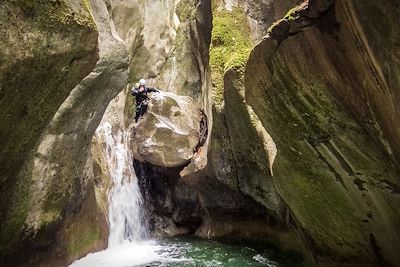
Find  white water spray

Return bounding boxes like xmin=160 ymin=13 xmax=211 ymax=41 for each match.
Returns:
xmin=99 ymin=122 xmax=147 ymax=246
xmin=69 ymin=122 xmax=161 ymax=267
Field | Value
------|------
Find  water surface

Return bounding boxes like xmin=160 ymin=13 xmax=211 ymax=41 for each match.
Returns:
xmin=154 ymin=236 xmax=306 ymax=267
xmin=71 ymin=236 xmax=307 ymax=267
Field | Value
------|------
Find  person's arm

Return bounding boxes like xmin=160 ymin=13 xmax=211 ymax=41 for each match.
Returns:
xmin=131 ymin=87 xmax=139 ymax=96
xmin=147 ymin=87 xmax=160 ymax=93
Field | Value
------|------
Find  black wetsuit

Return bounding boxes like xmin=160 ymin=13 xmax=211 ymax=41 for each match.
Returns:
xmin=131 ymin=86 xmax=159 ymax=122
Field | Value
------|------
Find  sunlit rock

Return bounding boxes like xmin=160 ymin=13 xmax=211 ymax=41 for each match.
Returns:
xmin=130 ymin=91 xmax=201 ymax=167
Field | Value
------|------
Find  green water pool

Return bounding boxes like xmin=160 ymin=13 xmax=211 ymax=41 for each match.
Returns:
xmin=70 ymin=235 xmax=309 ymax=267
xmin=150 ymin=236 xmax=308 ymax=267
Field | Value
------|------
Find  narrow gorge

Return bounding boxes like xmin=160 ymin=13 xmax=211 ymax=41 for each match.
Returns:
xmin=0 ymin=0 xmax=399 ymax=266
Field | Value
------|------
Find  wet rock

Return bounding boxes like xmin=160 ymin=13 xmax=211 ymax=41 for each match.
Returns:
xmin=180 ymin=146 xmax=208 ymax=177
xmin=0 ymin=0 xmax=128 ymax=265
xmin=245 ymin=0 xmax=400 ymax=265
xmin=130 ymin=92 xmax=201 ymax=167
xmin=133 ymin=160 xmax=276 ymax=240
xmin=0 ymin=0 xmax=98 ymax=263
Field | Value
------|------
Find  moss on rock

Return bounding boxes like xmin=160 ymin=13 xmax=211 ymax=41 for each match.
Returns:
xmin=209 ymin=6 xmax=252 ymax=111
xmin=245 ymin=1 xmax=400 ymax=264
xmin=209 ymin=4 xmax=280 ymax=211
xmin=0 ymin=0 xmax=100 ymax=262
xmin=68 ymin=226 xmax=100 ymax=256
xmin=15 ymin=0 xmax=96 ymax=29
xmin=208 ymin=4 xmax=255 ymax=190
xmin=175 ymin=0 xmax=196 ymax=22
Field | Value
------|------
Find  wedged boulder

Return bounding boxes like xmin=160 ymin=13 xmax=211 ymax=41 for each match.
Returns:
xmin=130 ymin=92 xmax=201 ymax=167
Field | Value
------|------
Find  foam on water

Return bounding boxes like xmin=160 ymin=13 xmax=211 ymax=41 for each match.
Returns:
xmin=70 ymin=241 xmax=160 ymax=267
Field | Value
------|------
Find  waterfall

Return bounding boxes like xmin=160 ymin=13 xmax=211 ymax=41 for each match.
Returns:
xmin=99 ymin=122 xmax=148 ymax=246
xmin=70 ymin=119 xmax=189 ymax=267
xmin=69 ymin=121 xmax=160 ymax=267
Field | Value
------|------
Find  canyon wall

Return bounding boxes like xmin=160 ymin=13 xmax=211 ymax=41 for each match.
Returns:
xmin=0 ymin=0 xmax=128 ymax=265
xmin=245 ymin=0 xmax=400 ymax=265
xmin=0 ymin=0 xmax=399 ymax=266
xmin=90 ymin=0 xmax=400 ymax=265
xmin=138 ymin=0 xmax=400 ymax=265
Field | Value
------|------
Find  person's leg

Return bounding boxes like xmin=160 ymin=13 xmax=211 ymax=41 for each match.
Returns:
xmin=135 ymin=103 xmax=141 ymax=122
xmin=135 ymin=112 xmax=140 ymax=123
xmin=136 ymin=104 xmax=147 ymax=122
xmin=140 ymin=104 xmax=148 ymax=117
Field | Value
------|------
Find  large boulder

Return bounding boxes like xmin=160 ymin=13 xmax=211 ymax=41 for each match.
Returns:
xmin=130 ymin=92 xmax=201 ymax=167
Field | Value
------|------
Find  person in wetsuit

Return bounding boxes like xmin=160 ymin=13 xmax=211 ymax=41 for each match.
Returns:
xmin=131 ymin=78 xmax=160 ymax=122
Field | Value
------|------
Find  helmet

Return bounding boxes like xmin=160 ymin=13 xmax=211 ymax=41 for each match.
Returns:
xmin=139 ymin=79 xmax=146 ymax=86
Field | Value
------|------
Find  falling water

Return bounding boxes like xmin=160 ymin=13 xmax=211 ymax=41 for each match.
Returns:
xmin=69 ymin=122 xmax=162 ymax=267
xmin=100 ymin=122 xmax=148 ymax=246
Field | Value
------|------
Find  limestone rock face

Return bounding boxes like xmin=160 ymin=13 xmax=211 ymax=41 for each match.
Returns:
xmin=134 ymin=160 xmax=276 ymax=240
xmin=244 ymin=0 xmax=400 ymax=265
xmin=130 ymin=92 xmax=201 ymax=167
xmin=117 ymin=0 xmax=292 ymax=248
xmin=0 ymin=0 xmax=98 ymax=225
xmin=108 ymin=0 xmax=212 ymax=100
xmin=0 ymin=0 xmax=97 ymax=262
xmin=207 ymin=1 xmax=283 ymax=215
xmin=2 ymin=0 xmax=396 ymax=266
xmin=0 ymin=0 xmax=128 ymax=265
xmin=90 ymin=0 xmax=400 ymax=266
xmin=108 ymin=0 xmax=213 ymax=173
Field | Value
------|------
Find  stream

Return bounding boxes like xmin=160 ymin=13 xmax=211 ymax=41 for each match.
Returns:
xmin=70 ymin=122 xmax=306 ymax=267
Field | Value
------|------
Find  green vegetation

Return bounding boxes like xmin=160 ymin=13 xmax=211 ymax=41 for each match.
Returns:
xmin=39 ymin=210 xmax=61 ymax=228
xmin=16 ymin=0 xmax=96 ymax=29
xmin=246 ymin=47 xmax=400 ymax=257
xmin=0 ymin=180 xmax=29 ymax=256
xmin=284 ymin=6 xmax=301 ymax=21
xmin=0 ymin=0 xmax=98 ymax=259
xmin=209 ymin=7 xmax=252 ymax=111
xmin=175 ymin=0 xmax=196 ymax=22
xmin=67 ymin=223 xmax=101 ymax=256
xmin=266 ymin=5 xmax=300 ymax=35
xmin=266 ymin=20 xmax=282 ymax=35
